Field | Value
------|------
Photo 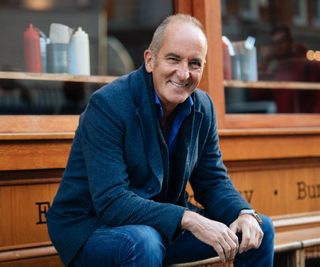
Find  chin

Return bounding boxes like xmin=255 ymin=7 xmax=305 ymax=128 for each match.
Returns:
xmin=169 ymin=95 xmax=189 ymax=105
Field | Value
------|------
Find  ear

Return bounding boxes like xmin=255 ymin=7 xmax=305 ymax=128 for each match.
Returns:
xmin=144 ymin=49 xmax=153 ymax=73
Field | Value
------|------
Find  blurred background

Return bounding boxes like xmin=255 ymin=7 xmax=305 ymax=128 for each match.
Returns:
xmin=0 ymin=0 xmax=319 ymax=114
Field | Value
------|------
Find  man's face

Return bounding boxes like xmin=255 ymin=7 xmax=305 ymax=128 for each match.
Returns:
xmin=144 ymin=21 xmax=207 ymax=113
xmin=272 ymin=31 xmax=292 ymax=59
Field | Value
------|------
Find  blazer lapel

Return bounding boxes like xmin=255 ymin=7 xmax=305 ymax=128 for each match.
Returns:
xmin=136 ymin=106 xmax=164 ymax=186
xmin=130 ymin=67 xmax=164 ymax=188
xmin=173 ymin=110 xmax=203 ymax=199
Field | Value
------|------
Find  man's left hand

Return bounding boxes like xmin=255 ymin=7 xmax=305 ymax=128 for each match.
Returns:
xmin=229 ymin=214 xmax=264 ymax=254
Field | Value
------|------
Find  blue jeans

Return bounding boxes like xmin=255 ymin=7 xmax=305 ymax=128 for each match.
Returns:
xmin=70 ymin=215 xmax=274 ymax=267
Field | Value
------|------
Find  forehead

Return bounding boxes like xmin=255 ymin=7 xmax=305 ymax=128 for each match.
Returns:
xmin=159 ymin=21 xmax=207 ymax=58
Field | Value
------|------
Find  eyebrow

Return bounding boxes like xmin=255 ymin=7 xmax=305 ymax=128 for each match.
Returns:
xmin=164 ymin=53 xmax=181 ymax=59
xmin=164 ymin=53 xmax=203 ymax=63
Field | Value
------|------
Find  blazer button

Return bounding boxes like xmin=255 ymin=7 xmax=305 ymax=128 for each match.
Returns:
xmin=147 ymin=187 xmax=154 ymax=194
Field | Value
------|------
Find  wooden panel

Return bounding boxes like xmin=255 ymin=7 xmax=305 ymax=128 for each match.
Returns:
xmin=219 ymin=133 xmax=320 ymax=161
xmin=227 ymin=158 xmax=320 ymax=216
xmin=225 ymin=114 xmax=320 ymax=129
xmin=0 ymin=116 xmax=79 ymax=134
xmin=174 ymin=0 xmax=192 ymax=14
xmin=0 ymin=139 xmax=72 ymax=171
xmin=0 ymin=179 xmax=59 ymax=247
xmin=192 ymin=0 xmax=226 ymax=128
xmin=0 ymin=256 xmax=63 ymax=267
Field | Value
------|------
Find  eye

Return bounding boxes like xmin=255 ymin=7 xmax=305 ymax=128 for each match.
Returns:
xmin=166 ymin=56 xmax=180 ymax=64
xmin=189 ymin=60 xmax=202 ymax=70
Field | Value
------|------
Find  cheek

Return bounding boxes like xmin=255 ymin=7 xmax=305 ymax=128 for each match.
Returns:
xmin=191 ymin=73 xmax=202 ymax=85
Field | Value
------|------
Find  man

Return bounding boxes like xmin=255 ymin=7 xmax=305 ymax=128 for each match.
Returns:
xmin=47 ymin=14 xmax=274 ymax=266
xmin=267 ymin=25 xmax=320 ymax=113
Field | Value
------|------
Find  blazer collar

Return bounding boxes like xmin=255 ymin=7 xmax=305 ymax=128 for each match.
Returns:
xmin=130 ymin=66 xmax=164 ymax=184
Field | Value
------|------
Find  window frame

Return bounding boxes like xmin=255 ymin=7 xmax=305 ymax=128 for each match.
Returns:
xmin=0 ymin=0 xmax=320 ymax=135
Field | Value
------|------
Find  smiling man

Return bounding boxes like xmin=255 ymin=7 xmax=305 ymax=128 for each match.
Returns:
xmin=47 ymin=14 xmax=274 ymax=267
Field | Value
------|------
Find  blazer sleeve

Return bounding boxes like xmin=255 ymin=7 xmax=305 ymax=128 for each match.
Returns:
xmin=189 ymin=93 xmax=251 ymax=226
xmin=79 ymin=92 xmax=185 ymax=242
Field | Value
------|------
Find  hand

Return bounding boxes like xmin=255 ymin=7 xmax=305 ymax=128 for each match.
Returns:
xmin=181 ymin=210 xmax=239 ymax=262
xmin=229 ymin=214 xmax=264 ymax=254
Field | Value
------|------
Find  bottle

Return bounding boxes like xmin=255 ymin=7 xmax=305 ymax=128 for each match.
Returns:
xmin=68 ymin=27 xmax=90 ymax=75
xmin=23 ymin=24 xmax=42 ymax=73
xmin=47 ymin=23 xmax=71 ymax=73
xmin=38 ymin=30 xmax=48 ymax=73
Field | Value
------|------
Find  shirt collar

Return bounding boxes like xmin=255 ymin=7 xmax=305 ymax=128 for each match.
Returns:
xmin=154 ymin=91 xmax=193 ymax=120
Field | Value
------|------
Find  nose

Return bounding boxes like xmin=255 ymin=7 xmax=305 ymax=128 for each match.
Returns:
xmin=176 ymin=62 xmax=190 ymax=80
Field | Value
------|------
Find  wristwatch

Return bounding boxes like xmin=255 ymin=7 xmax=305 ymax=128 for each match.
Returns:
xmin=239 ymin=209 xmax=263 ymax=226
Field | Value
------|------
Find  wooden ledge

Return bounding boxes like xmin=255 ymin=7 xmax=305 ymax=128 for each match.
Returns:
xmin=0 ymin=71 xmax=117 ymax=84
xmin=224 ymin=80 xmax=320 ymax=91
xmin=219 ymin=127 xmax=320 ymax=137
xmin=169 ymin=256 xmax=222 ymax=267
xmin=272 ymin=211 xmax=320 ymax=232
xmin=274 ymin=226 xmax=320 ymax=252
xmin=0 ymin=244 xmax=57 ymax=263
xmin=0 ymin=132 xmax=74 ymax=141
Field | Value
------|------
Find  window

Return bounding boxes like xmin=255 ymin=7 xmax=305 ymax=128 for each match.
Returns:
xmin=311 ymin=0 xmax=320 ymax=27
xmin=221 ymin=0 xmax=320 ymax=115
xmin=293 ymin=0 xmax=307 ymax=25
xmin=0 ymin=0 xmax=173 ymax=115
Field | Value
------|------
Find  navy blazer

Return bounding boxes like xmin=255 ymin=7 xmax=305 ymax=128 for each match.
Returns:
xmin=47 ymin=66 xmax=251 ymax=266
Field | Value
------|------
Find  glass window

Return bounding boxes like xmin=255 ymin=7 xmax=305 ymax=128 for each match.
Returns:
xmin=311 ymin=0 xmax=320 ymax=27
xmin=293 ymin=0 xmax=307 ymax=25
xmin=0 ymin=0 xmax=173 ymax=115
xmin=221 ymin=0 xmax=320 ymax=114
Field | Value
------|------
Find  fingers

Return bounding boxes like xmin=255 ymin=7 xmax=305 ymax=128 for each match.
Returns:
xmin=182 ymin=213 xmax=240 ymax=262
xmin=213 ymin=242 xmax=226 ymax=262
xmin=239 ymin=226 xmax=264 ymax=253
xmin=256 ymin=229 xmax=264 ymax=248
xmin=214 ymin=229 xmax=239 ymax=262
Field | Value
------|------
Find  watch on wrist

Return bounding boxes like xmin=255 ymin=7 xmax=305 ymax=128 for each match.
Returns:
xmin=239 ymin=209 xmax=263 ymax=226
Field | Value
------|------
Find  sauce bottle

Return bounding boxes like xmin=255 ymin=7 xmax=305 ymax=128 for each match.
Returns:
xmin=24 ymin=24 xmax=42 ymax=73
xmin=68 ymin=27 xmax=90 ymax=75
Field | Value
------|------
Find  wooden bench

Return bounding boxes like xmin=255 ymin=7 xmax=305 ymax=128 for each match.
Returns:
xmin=169 ymin=212 xmax=320 ymax=267
xmin=1 ymin=213 xmax=320 ymax=267
xmin=169 ymin=229 xmax=320 ymax=267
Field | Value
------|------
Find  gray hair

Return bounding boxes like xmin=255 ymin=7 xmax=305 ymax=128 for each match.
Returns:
xmin=149 ymin=14 xmax=207 ymax=56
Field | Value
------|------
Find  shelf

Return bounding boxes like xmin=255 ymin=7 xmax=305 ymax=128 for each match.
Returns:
xmin=224 ymin=80 xmax=320 ymax=90
xmin=0 ymin=71 xmax=118 ymax=84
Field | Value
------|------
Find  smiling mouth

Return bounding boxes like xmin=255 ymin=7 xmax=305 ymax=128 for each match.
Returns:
xmin=170 ymin=81 xmax=189 ymax=88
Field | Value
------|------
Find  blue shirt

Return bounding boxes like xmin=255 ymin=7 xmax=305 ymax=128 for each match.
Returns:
xmin=154 ymin=92 xmax=193 ymax=157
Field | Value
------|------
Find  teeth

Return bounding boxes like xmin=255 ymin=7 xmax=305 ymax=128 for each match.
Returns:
xmin=171 ymin=81 xmax=187 ymax=87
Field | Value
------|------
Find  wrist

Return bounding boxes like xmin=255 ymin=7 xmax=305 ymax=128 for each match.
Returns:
xmin=181 ymin=210 xmax=199 ymax=230
xmin=239 ymin=209 xmax=263 ymax=225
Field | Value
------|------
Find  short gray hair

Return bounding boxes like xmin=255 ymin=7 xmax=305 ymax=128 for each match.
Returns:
xmin=149 ymin=14 xmax=207 ymax=56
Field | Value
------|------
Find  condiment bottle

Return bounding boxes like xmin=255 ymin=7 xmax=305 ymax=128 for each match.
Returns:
xmin=68 ymin=27 xmax=90 ymax=75
xmin=23 ymin=24 xmax=42 ymax=72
